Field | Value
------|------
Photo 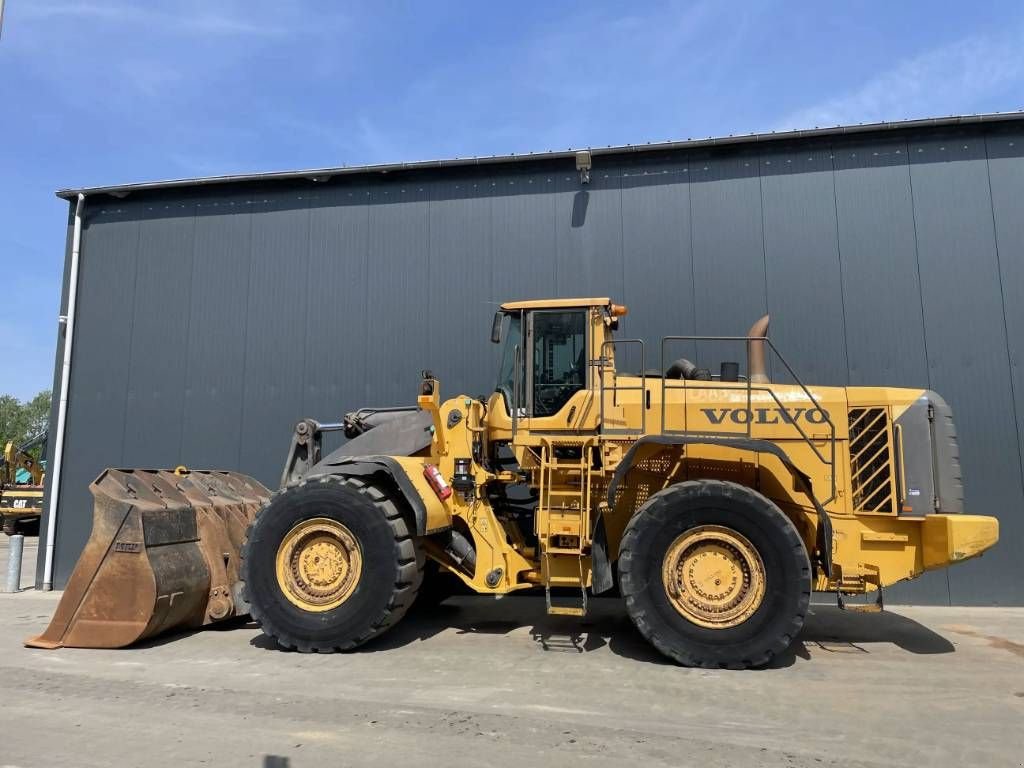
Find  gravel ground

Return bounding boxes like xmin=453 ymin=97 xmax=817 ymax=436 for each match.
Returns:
xmin=0 ymin=536 xmax=1021 ymax=768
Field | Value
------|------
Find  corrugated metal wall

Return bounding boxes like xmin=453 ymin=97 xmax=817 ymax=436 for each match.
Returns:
xmin=38 ymin=121 xmax=1024 ymax=605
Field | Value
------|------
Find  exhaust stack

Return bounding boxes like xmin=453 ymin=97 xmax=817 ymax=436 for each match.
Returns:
xmin=747 ymin=315 xmax=770 ymax=384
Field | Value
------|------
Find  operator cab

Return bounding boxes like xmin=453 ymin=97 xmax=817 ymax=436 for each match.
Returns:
xmin=489 ymin=298 xmax=626 ymax=432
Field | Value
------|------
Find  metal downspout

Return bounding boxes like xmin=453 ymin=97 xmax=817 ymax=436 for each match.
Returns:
xmin=42 ymin=193 xmax=85 ymax=590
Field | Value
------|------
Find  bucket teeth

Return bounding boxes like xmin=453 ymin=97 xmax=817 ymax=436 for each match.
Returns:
xmin=25 ymin=469 xmax=270 ymax=650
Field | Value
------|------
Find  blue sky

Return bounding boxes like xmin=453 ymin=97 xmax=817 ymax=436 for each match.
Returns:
xmin=2 ymin=0 xmax=1022 ymax=400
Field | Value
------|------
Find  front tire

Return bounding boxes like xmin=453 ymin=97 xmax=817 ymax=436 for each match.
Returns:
xmin=241 ymin=476 xmax=424 ymax=652
xmin=619 ymin=480 xmax=810 ymax=669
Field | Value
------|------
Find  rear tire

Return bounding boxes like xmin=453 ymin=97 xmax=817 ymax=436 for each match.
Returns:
xmin=241 ymin=475 xmax=424 ymax=652
xmin=619 ymin=480 xmax=810 ymax=669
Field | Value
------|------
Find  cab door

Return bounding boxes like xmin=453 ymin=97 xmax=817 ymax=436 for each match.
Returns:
xmin=524 ymin=309 xmax=595 ymax=432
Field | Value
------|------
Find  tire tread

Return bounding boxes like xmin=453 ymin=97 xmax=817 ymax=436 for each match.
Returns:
xmin=240 ymin=475 xmax=424 ymax=653
xmin=619 ymin=479 xmax=810 ymax=669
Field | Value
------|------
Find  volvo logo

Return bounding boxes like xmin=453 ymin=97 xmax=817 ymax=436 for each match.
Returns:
xmin=701 ymin=407 xmax=830 ymax=425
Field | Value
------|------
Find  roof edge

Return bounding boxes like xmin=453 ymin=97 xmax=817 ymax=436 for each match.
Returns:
xmin=56 ymin=111 xmax=1024 ymax=201
xmin=500 ymin=297 xmax=611 ymax=310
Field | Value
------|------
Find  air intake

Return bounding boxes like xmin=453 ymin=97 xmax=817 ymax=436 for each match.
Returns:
xmin=848 ymin=407 xmax=898 ymax=514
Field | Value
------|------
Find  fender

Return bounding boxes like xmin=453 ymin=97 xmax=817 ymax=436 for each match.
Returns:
xmin=281 ymin=415 xmax=448 ymax=536
xmin=593 ymin=435 xmax=832 ymax=593
xmin=312 ymin=455 xmax=452 ymax=536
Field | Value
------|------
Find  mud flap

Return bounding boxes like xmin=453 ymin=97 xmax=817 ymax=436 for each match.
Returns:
xmin=590 ymin=515 xmax=614 ymax=594
xmin=26 ymin=469 xmax=270 ymax=650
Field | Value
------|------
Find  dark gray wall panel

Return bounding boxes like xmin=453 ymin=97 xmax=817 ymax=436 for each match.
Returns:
xmin=985 ymin=130 xmax=1024 ymax=455
xmin=364 ymin=183 xmax=431 ymax=406
xmin=832 ymin=139 xmax=947 ymax=605
xmin=490 ymin=170 xmax=557 ymax=302
xmin=620 ymin=158 xmax=695 ymax=366
xmin=44 ymin=122 xmax=1024 ymax=603
xmin=984 ymin=129 xmax=1024 ymax=599
xmin=689 ymin=149 xmax=768 ymax=372
xmin=427 ymin=175 xmax=495 ymax=397
xmin=51 ymin=203 xmax=139 ymax=585
xmin=238 ymin=194 xmax=312 ymax=484
xmin=909 ymin=132 xmax=1023 ymax=605
xmin=554 ymin=168 xmax=623 ymax=299
xmin=121 ymin=201 xmax=196 ymax=466
xmin=179 ymin=195 xmax=253 ymax=470
xmin=760 ymin=145 xmax=848 ymax=385
xmin=833 ymin=139 xmax=930 ymax=388
xmin=304 ymin=184 xmax=371 ymax=431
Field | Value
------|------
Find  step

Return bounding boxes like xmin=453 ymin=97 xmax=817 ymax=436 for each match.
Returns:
xmin=547 ymin=606 xmax=585 ymax=617
xmin=841 ymin=603 xmax=882 ymax=614
xmin=545 ymin=547 xmax=584 ymax=556
xmin=545 ymin=574 xmax=582 ymax=585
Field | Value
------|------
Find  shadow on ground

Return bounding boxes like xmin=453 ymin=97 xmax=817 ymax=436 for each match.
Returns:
xmin=248 ymin=596 xmax=955 ymax=668
xmin=773 ymin=605 xmax=955 ymax=667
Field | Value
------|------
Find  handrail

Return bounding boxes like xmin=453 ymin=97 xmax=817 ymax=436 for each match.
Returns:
xmin=761 ymin=338 xmax=837 ymax=506
xmin=511 ymin=343 xmax=521 ymax=439
xmin=599 ymin=339 xmax=646 ymax=435
xmin=658 ymin=334 xmax=836 ymax=506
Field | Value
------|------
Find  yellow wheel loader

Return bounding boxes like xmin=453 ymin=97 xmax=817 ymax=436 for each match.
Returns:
xmin=29 ymin=298 xmax=998 ymax=668
xmin=1 ymin=431 xmax=47 ymax=536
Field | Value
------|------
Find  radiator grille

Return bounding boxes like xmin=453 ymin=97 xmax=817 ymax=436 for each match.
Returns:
xmin=848 ymin=407 xmax=898 ymax=514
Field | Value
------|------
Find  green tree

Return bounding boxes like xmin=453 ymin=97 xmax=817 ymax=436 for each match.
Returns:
xmin=22 ymin=391 xmax=51 ymax=441
xmin=0 ymin=391 xmax=51 ymax=459
xmin=0 ymin=395 xmax=28 ymax=450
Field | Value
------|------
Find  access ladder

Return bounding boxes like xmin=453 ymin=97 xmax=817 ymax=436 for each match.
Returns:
xmin=537 ymin=437 xmax=596 ymax=616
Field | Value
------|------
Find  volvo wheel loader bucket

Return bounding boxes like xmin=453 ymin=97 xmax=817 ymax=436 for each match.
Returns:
xmin=26 ymin=469 xmax=270 ymax=650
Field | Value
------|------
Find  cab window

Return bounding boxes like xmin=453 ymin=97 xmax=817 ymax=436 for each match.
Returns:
xmin=531 ymin=310 xmax=587 ymax=417
xmin=495 ymin=312 xmax=523 ymax=412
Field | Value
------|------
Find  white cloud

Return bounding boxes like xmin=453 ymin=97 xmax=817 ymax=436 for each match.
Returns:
xmin=776 ymin=29 xmax=1024 ymax=131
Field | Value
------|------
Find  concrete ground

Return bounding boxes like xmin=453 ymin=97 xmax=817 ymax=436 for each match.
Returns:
xmin=0 ymin=536 xmax=1022 ymax=768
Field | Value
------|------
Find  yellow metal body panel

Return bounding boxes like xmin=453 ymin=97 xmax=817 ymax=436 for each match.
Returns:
xmin=922 ymin=514 xmax=999 ymax=570
xmin=389 ymin=398 xmax=536 ymax=594
xmin=2 ymin=489 xmax=42 ymax=499
xmin=0 ymin=487 xmax=44 ymax=520
xmin=393 ymin=298 xmax=997 ymax=601
xmin=386 ymin=456 xmax=452 ymax=534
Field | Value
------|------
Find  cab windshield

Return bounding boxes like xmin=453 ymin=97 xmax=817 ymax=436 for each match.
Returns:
xmin=496 ymin=312 xmax=523 ymax=411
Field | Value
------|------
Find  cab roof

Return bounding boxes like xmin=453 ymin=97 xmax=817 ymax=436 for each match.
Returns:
xmin=499 ymin=297 xmax=611 ymax=311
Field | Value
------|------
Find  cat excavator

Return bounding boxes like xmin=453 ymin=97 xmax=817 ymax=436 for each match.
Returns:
xmin=1 ymin=431 xmax=46 ymax=535
xmin=28 ymin=299 xmax=998 ymax=668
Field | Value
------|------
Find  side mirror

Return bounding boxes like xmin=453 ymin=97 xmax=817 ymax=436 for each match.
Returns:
xmin=490 ymin=311 xmax=503 ymax=344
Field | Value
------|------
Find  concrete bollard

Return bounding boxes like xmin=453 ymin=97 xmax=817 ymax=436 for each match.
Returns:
xmin=5 ymin=534 xmax=24 ymax=593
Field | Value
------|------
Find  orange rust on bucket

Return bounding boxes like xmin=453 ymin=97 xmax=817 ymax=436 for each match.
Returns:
xmin=25 ymin=469 xmax=270 ymax=650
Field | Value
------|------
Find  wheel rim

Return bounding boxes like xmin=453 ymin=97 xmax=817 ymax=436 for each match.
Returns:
xmin=661 ymin=525 xmax=766 ymax=629
xmin=275 ymin=518 xmax=362 ymax=612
